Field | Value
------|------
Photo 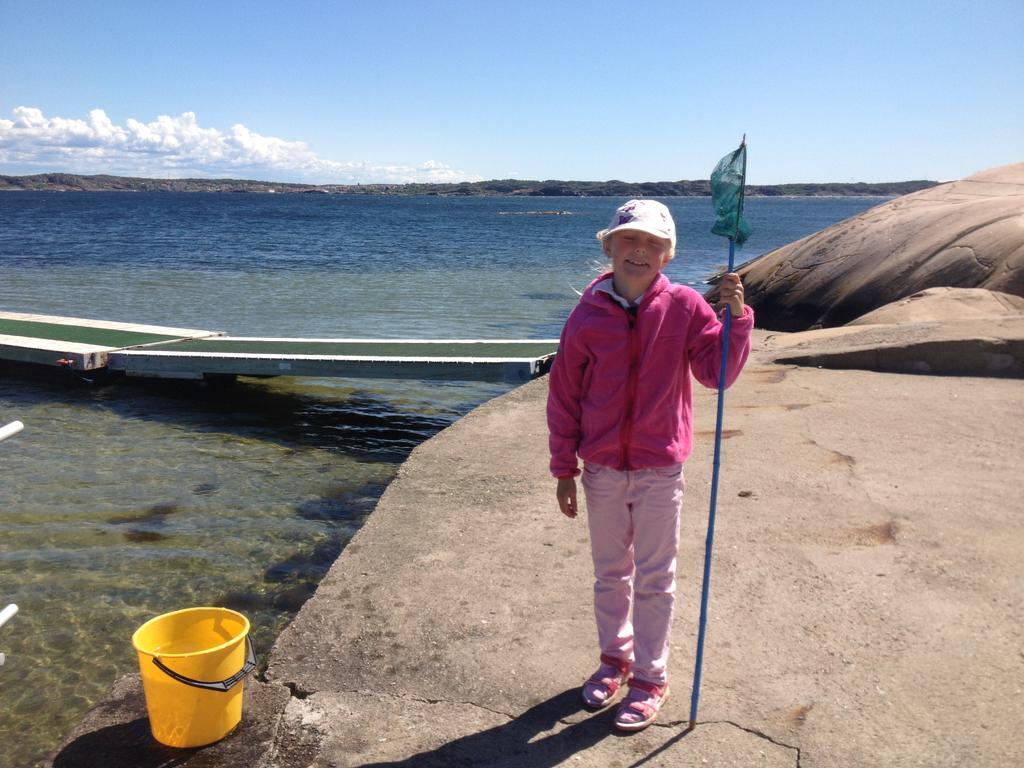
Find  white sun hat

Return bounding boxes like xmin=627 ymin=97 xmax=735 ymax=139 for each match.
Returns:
xmin=596 ymin=199 xmax=677 ymax=255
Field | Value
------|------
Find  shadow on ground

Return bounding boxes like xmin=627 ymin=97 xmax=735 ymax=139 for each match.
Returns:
xmin=358 ymin=689 xmax=694 ymax=768
xmin=50 ymin=717 xmax=198 ymax=768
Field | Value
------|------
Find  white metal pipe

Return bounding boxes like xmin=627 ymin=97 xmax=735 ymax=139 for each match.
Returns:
xmin=0 ymin=604 xmax=18 ymax=630
xmin=0 ymin=421 xmax=24 ymax=443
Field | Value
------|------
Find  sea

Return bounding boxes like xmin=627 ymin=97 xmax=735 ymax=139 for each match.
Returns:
xmin=0 ymin=192 xmax=885 ymax=766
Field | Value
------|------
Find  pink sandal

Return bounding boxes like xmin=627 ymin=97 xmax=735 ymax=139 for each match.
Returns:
xmin=581 ymin=654 xmax=631 ymax=709
xmin=614 ymin=678 xmax=669 ymax=731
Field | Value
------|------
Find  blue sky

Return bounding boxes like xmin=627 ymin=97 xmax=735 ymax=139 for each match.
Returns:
xmin=1 ymin=0 xmax=1021 ymax=184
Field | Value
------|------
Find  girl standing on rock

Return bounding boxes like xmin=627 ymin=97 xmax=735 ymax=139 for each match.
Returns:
xmin=546 ymin=199 xmax=753 ymax=731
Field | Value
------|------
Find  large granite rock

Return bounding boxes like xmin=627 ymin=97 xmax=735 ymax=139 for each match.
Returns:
xmin=845 ymin=286 xmax=1024 ymax=325
xmin=761 ymin=287 xmax=1024 ymax=377
xmin=709 ymin=163 xmax=1024 ymax=331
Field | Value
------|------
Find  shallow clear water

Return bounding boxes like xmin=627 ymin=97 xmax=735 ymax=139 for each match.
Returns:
xmin=0 ymin=192 xmax=884 ymax=766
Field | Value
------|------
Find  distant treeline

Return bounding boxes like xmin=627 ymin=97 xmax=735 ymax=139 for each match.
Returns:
xmin=0 ymin=173 xmax=939 ymax=197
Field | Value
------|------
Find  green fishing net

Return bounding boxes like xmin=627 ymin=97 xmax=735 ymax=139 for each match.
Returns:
xmin=710 ymin=143 xmax=750 ymax=245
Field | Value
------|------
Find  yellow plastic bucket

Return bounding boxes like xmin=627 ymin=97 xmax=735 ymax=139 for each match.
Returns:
xmin=132 ymin=607 xmax=256 ymax=748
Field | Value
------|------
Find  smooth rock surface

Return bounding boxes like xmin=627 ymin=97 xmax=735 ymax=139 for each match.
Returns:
xmin=845 ymin=286 xmax=1024 ymax=325
xmin=762 ymin=286 xmax=1024 ymax=376
xmin=43 ymin=332 xmax=1024 ymax=767
xmin=708 ymin=163 xmax=1024 ymax=331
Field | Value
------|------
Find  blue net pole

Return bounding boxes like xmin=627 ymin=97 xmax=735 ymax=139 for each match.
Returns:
xmin=689 ymin=236 xmax=736 ymax=728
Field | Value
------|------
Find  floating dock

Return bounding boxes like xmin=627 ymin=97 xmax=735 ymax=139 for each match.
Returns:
xmin=0 ymin=312 xmax=559 ymax=383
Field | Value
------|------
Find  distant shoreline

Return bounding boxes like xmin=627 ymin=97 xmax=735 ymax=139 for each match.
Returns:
xmin=0 ymin=173 xmax=938 ymax=197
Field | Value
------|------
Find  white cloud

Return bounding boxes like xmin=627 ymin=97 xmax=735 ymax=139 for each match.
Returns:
xmin=0 ymin=107 xmax=478 ymax=184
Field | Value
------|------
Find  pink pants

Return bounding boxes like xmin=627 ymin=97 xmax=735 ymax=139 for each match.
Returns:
xmin=581 ymin=462 xmax=685 ymax=685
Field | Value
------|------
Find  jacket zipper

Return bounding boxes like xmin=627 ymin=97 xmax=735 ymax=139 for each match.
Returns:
xmin=619 ymin=306 xmax=641 ymax=470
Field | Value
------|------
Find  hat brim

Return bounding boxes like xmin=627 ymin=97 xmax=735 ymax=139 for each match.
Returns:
xmin=597 ymin=222 xmax=675 ymax=245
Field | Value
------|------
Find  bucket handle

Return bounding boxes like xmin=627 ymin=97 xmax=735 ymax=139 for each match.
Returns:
xmin=151 ymin=635 xmax=256 ymax=693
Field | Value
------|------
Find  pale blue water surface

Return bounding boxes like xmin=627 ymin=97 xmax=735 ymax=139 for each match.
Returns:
xmin=0 ymin=192 xmax=885 ymax=766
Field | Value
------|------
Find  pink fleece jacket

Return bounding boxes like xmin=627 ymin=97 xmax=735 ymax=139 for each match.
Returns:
xmin=547 ymin=271 xmax=754 ymax=478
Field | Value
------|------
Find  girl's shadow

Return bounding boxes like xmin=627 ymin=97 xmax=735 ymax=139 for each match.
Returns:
xmin=359 ymin=688 xmax=692 ymax=768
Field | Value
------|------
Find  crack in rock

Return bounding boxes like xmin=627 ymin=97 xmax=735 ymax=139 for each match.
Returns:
xmin=277 ymin=679 xmax=517 ymax=720
xmin=702 ymin=719 xmax=802 ymax=765
xmin=405 ymin=695 xmax=516 ymax=721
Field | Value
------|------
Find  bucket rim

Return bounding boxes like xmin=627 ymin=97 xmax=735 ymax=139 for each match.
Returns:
xmin=132 ymin=606 xmax=250 ymax=658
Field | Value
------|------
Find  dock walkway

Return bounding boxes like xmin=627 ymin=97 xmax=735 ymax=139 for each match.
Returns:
xmin=0 ymin=312 xmax=558 ymax=382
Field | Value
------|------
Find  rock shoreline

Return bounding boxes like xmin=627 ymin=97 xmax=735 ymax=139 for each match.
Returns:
xmin=37 ymin=164 xmax=1024 ymax=766
xmin=0 ymin=173 xmax=937 ymax=198
xmin=40 ymin=326 xmax=1024 ymax=767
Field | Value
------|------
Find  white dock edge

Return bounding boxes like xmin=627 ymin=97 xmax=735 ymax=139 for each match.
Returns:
xmin=0 ymin=311 xmax=221 ymax=338
xmin=108 ymin=352 xmax=557 ymax=383
xmin=108 ymin=338 xmax=560 ymax=383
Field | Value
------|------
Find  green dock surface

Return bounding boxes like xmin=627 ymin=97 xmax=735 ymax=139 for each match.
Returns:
xmin=0 ymin=317 xmax=188 ymax=348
